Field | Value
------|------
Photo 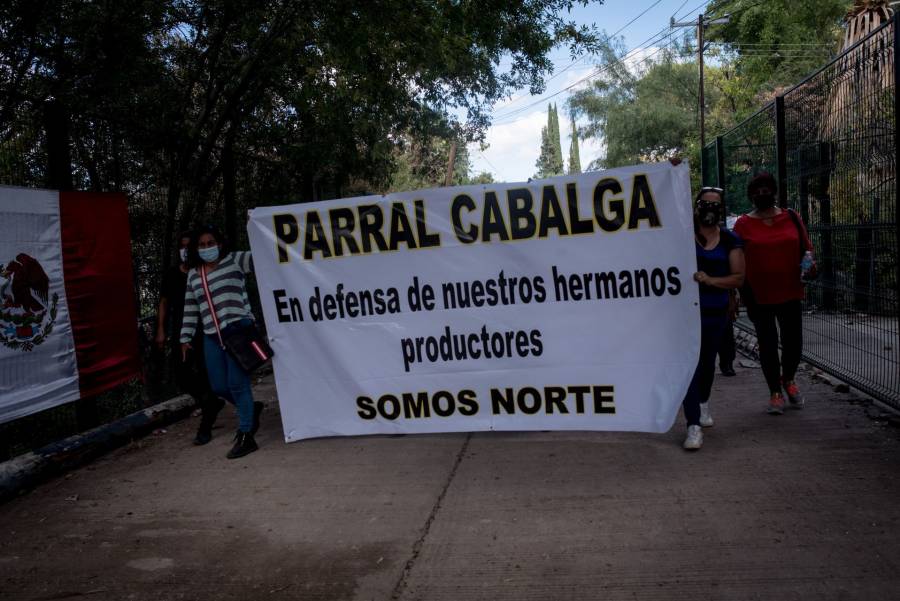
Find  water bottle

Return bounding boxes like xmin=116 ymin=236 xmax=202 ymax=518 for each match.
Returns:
xmin=800 ymin=251 xmax=814 ymax=281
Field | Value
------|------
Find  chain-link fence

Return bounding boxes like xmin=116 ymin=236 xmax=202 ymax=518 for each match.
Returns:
xmin=703 ymin=16 xmax=899 ymax=409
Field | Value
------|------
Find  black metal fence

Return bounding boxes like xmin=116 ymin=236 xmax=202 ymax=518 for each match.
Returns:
xmin=703 ymin=16 xmax=899 ymax=409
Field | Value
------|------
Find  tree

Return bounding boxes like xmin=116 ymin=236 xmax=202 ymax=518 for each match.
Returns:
xmin=549 ymin=103 xmax=564 ymax=171
xmin=568 ymin=37 xmax=709 ymax=171
xmin=535 ymin=103 xmax=565 ymax=177
xmin=705 ymin=0 xmax=848 ymax=115
xmin=0 ymin=0 xmax=603 ymax=264
xmin=568 ymin=1 xmax=849 ymax=186
xmin=385 ymin=129 xmax=487 ymax=193
xmin=568 ymin=115 xmax=581 ymax=174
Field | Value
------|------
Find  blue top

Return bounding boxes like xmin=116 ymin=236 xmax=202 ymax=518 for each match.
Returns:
xmin=696 ymin=228 xmax=743 ymax=311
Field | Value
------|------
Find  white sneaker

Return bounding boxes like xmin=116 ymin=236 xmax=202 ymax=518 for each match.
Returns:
xmin=683 ymin=425 xmax=703 ymax=450
xmin=699 ymin=402 xmax=714 ymax=427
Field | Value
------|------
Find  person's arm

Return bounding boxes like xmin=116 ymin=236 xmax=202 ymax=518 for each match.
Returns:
xmin=155 ymin=296 xmax=169 ymax=350
xmin=694 ymin=247 xmax=745 ymax=290
xmin=795 ymin=212 xmax=814 ymax=253
xmin=179 ymin=282 xmax=200 ymax=360
xmin=794 ymin=212 xmax=818 ymax=279
xmin=155 ymin=270 xmax=172 ymax=350
xmin=236 ymin=250 xmax=253 ymax=274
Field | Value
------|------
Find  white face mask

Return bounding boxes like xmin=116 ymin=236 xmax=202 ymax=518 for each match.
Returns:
xmin=198 ymin=246 xmax=220 ymax=263
xmin=179 ymin=248 xmax=188 ymax=263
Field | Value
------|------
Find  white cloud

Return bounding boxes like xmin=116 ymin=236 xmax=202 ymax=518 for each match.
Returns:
xmin=623 ymin=46 xmax=662 ymax=75
xmin=468 ymin=48 xmax=684 ymax=182
xmin=469 ymin=110 xmax=547 ymax=183
xmin=471 ymin=86 xmax=608 ymax=182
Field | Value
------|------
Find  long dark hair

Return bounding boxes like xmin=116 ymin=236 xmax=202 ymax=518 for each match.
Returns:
xmin=186 ymin=223 xmax=229 ymax=268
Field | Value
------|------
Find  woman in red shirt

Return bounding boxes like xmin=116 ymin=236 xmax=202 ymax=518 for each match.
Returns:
xmin=734 ymin=172 xmax=815 ymax=415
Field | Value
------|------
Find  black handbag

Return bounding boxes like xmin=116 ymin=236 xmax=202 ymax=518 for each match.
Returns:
xmin=221 ymin=321 xmax=273 ymax=372
xmin=200 ymin=264 xmax=273 ymax=372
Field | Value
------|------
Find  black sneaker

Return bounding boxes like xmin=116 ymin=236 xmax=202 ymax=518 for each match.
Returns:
xmin=227 ymin=431 xmax=258 ymax=459
xmin=251 ymin=401 xmax=264 ymax=435
xmin=720 ymin=364 xmax=736 ymax=377
xmin=193 ymin=425 xmax=212 ymax=446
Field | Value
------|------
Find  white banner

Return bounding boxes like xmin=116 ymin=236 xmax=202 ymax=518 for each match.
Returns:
xmin=0 ymin=187 xmax=79 ymax=421
xmin=248 ymin=162 xmax=699 ymax=442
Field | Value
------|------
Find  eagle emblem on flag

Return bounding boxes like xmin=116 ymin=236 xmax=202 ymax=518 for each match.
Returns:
xmin=0 ymin=253 xmax=59 ymax=351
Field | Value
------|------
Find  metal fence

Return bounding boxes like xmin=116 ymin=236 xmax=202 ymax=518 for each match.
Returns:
xmin=703 ymin=16 xmax=900 ymax=409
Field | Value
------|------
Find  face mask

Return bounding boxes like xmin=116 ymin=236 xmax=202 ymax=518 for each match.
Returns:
xmin=179 ymin=248 xmax=188 ymax=263
xmin=198 ymin=246 xmax=219 ymax=263
xmin=751 ymin=193 xmax=776 ymax=210
xmin=697 ymin=201 xmax=720 ymax=226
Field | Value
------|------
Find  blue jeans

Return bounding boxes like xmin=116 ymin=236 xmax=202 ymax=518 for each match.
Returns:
xmin=204 ymin=319 xmax=255 ymax=432
xmin=683 ymin=314 xmax=728 ymax=426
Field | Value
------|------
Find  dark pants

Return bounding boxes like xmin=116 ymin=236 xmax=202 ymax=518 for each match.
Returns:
xmin=172 ymin=335 xmax=210 ymax=400
xmin=718 ymin=322 xmax=735 ymax=368
xmin=169 ymin=335 xmax=220 ymax=428
xmin=683 ymin=314 xmax=728 ymax=426
xmin=748 ymin=300 xmax=803 ymax=395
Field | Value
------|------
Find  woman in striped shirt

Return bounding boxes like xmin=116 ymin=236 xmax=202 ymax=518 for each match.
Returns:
xmin=180 ymin=224 xmax=263 ymax=459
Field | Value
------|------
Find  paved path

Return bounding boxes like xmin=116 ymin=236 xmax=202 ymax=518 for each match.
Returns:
xmin=3 ymin=362 xmax=900 ymax=600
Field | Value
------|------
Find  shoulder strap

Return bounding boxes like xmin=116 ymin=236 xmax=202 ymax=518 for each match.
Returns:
xmin=199 ymin=265 xmax=225 ymax=348
xmin=786 ymin=209 xmax=807 ymax=259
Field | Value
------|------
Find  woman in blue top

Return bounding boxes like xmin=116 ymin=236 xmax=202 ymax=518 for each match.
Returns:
xmin=683 ymin=187 xmax=745 ymax=450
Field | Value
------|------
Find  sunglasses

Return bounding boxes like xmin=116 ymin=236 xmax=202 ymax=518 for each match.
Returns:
xmin=696 ymin=186 xmax=724 ymax=199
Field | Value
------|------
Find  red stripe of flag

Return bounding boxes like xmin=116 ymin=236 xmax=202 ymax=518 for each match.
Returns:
xmin=59 ymin=192 xmax=141 ymax=397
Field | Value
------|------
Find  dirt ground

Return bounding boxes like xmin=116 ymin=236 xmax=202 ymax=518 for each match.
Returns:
xmin=3 ymin=362 xmax=900 ymax=601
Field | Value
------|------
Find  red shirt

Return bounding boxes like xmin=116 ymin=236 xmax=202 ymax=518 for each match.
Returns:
xmin=733 ymin=211 xmax=813 ymax=305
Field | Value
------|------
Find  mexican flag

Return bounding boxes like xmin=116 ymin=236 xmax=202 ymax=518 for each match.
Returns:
xmin=0 ymin=187 xmax=140 ymax=423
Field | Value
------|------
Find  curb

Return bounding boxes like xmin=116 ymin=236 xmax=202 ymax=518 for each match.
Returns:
xmin=0 ymin=394 xmax=197 ymax=504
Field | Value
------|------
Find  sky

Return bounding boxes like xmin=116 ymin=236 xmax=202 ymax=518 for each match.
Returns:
xmin=467 ymin=0 xmax=713 ymax=182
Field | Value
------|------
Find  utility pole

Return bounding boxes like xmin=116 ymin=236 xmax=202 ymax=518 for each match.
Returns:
xmin=671 ymin=13 xmax=731 ymax=150
xmin=698 ymin=13 xmax=705 ymax=148
xmin=443 ymin=142 xmax=458 ymax=187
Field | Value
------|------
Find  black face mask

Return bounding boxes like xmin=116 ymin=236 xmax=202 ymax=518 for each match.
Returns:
xmin=751 ymin=193 xmax=776 ymax=210
xmin=697 ymin=201 xmax=720 ymax=226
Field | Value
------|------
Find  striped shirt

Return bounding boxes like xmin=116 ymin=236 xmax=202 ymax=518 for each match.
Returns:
xmin=180 ymin=251 xmax=254 ymax=343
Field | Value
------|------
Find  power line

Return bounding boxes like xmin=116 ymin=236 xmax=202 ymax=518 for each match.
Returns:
xmin=501 ymin=0 xmax=669 ymax=111
xmin=492 ymin=18 xmax=683 ymax=120
xmin=709 ymin=42 xmax=835 ymax=47
xmin=475 ymin=149 xmax=501 ymax=176
xmin=490 ymin=37 xmax=677 ymax=125
xmin=671 ymin=0 xmax=692 ymax=20
xmin=491 ymin=2 xmax=707 ymax=124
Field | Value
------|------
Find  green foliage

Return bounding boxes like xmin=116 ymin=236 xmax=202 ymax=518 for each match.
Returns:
xmin=0 ymin=0 xmax=602 ymax=216
xmin=568 ymin=37 xmax=707 ymax=171
xmin=567 ymin=0 xmax=852 ymax=188
xmin=535 ymin=103 xmax=565 ymax=177
xmin=568 ymin=115 xmax=581 ymax=174
xmin=549 ymin=103 xmax=564 ymax=170
xmin=385 ymin=134 xmax=482 ymax=193
xmin=705 ymin=0 xmax=848 ymax=117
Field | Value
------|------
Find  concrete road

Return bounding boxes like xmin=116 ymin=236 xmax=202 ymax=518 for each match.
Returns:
xmin=3 ymin=363 xmax=900 ymax=601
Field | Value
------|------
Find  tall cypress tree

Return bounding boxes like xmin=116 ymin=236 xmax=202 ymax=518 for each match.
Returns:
xmin=549 ymin=104 xmax=564 ymax=173
xmin=568 ymin=115 xmax=581 ymax=174
xmin=535 ymin=103 xmax=563 ymax=177
xmin=535 ymin=124 xmax=554 ymax=178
